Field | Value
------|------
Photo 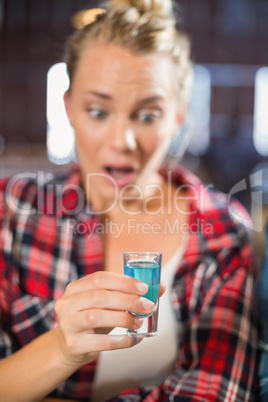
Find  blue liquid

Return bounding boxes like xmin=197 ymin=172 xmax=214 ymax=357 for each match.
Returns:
xmin=124 ymin=260 xmax=161 ymax=303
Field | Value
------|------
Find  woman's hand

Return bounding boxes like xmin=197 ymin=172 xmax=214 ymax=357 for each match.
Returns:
xmin=54 ymin=272 xmax=165 ymax=369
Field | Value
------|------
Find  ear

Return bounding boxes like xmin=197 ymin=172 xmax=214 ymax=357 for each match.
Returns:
xmin=175 ymin=105 xmax=186 ymax=128
xmin=63 ymin=90 xmax=74 ymax=127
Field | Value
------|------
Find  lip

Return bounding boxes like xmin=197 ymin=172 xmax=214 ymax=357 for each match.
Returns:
xmin=102 ymin=163 xmax=138 ymax=188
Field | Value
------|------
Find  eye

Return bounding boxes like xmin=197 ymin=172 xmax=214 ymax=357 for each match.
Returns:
xmin=88 ymin=109 xmax=107 ymax=120
xmin=138 ymin=110 xmax=161 ymax=124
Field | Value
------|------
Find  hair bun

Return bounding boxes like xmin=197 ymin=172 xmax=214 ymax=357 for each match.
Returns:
xmin=108 ymin=0 xmax=173 ymax=17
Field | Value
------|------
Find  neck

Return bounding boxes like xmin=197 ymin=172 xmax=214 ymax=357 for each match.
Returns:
xmin=87 ymin=172 xmax=165 ymax=216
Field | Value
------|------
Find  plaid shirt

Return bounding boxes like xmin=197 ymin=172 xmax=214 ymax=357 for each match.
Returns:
xmin=258 ymin=220 xmax=268 ymax=401
xmin=0 ymin=165 xmax=258 ymax=401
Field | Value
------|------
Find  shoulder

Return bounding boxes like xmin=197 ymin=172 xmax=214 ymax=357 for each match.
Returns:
xmin=2 ymin=173 xmax=40 ymax=210
xmin=165 ymin=165 xmax=253 ymax=257
xmin=0 ymin=165 xmax=81 ymax=219
xmin=197 ymin=185 xmax=252 ymax=260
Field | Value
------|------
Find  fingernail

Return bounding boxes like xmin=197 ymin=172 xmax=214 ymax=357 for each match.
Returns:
xmin=134 ymin=336 xmax=143 ymax=344
xmin=136 ymin=282 xmax=148 ymax=293
xmin=141 ymin=297 xmax=155 ymax=311
xmin=134 ymin=317 xmax=143 ymax=327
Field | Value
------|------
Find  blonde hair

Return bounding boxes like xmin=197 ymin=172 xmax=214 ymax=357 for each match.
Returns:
xmin=64 ymin=0 xmax=193 ymax=104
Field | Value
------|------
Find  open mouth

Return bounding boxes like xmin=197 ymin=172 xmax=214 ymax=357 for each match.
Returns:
xmin=105 ymin=166 xmax=134 ymax=179
xmin=103 ymin=165 xmax=136 ymax=187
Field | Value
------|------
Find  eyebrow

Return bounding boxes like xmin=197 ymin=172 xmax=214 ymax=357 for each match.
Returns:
xmin=137 ymin=96 xmax=164 ymax=106
xmin=85 ymin=91 xmax=111 ymax=100
xmin=84 ymin=91 xmax=164 ymax=105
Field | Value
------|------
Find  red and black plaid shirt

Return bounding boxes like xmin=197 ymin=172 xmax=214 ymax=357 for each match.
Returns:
xmin=0 ymin=165 xmax=258 ymax=401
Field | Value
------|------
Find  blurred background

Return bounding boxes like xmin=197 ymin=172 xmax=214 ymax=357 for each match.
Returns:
xmin=0 ymin=0 xmax=267 ymax=219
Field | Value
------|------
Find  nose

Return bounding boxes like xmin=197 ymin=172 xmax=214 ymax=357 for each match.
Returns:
xmin=107 ymin=117 xmax=137 ymax=152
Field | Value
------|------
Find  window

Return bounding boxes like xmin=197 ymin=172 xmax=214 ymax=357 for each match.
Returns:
xmin=46 ymin=62 xmax=74 ymax=164
xmin=253 ymin=67 xmax=268 ymax=156
xmin=187 ymin=65 xmax=211 ymax=155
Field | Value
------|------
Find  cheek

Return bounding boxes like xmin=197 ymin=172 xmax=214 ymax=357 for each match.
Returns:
xmin=74 ymin=132 xmax=98 ymax=168
xmin=75 ymin=130 xmax=89 ymax=149
xmin=144 ymin=128 xmax=172 ymax=154
xmin=74 ymin=121 xmax=99 ymax=152
xmin=75 ymin=134 xmax=90 ymax=159
xmin=139 ymin=132 xmax=171 ymax=167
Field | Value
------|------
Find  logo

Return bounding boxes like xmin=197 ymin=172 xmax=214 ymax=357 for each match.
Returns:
xmin=228 ymin=169 xmax=265 ymax=232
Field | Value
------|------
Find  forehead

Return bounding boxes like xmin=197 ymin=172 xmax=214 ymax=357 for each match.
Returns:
xmin=72 ymin=40 xmax=176 ymax=98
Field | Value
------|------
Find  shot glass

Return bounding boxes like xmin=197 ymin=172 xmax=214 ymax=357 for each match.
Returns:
xmin=123 ymin=251 xmax=162 ymax=337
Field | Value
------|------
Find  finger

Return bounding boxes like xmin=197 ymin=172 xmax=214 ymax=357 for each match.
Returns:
xmin=84 ymin=333 xmax=143 ymax=353
xmin=73 ymin=309 xmax=143 ymax=332
xmin=66 ymin=289 xmax=155 ymax=315
xmin=159 ymin=282 xmax=166 ymax=297
xmin=66 ymin=271 xmax=148 ymax=296
xmin=57 ymin=331 xmax=142 ymax=361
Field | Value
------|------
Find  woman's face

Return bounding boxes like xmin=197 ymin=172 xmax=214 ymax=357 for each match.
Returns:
xmin=64 ymin=40 xmax=183 ymax=211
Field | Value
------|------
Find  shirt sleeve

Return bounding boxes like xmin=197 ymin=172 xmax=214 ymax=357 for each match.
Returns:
xmin=105 ymin=222 xmax=258 ymax=401
xmin=257 ymin=219 xmax=268 ymax=401
xmin=0 ymin=178 xmax=18 ymax=357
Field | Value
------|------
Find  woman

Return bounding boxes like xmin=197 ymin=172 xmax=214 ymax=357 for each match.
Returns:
xmin=0 ymin=0 xmax=258 ymax=401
